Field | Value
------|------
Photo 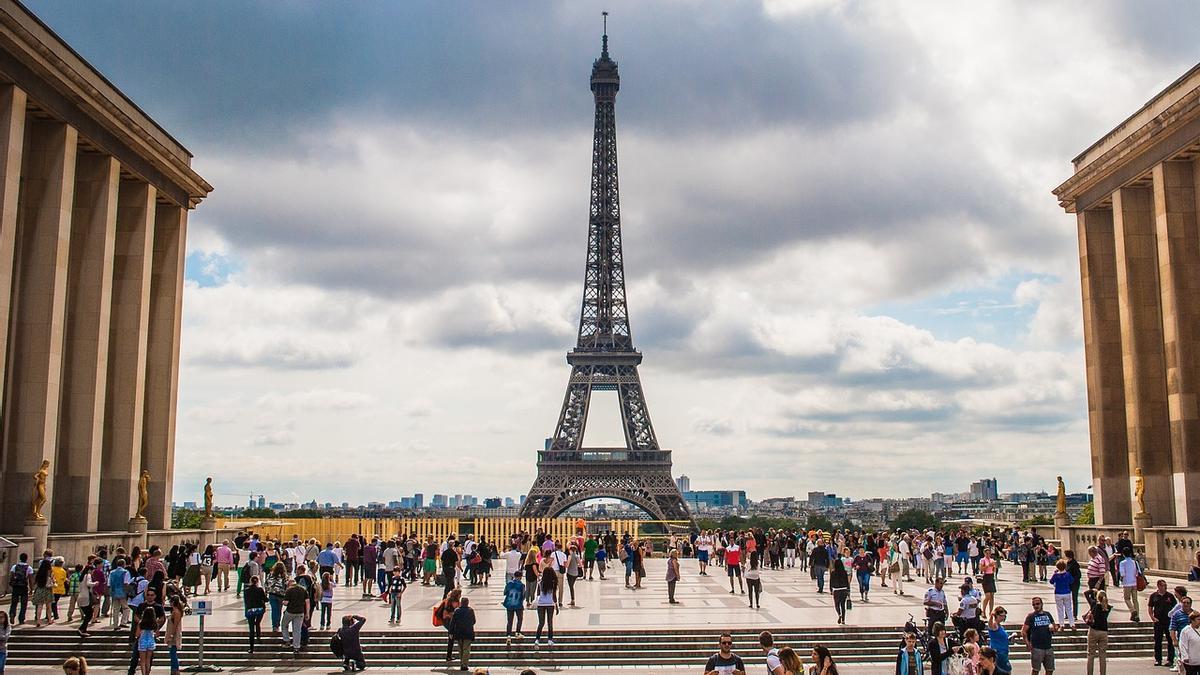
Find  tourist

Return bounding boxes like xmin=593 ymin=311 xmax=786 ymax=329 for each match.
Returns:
xmin=703 ymin=632 xmax=746 ymax=675
xmin=667 ymin=548 xmax=681 ymax=605
xmin=62 ymin=656 xmax=88 ymax=675
xmin=1150 ymin=579 xmax=1177 ymax=667
xmin=888 ymin=540 xmax=905 ymax=596
xmin=1117 ymin=549 xmax=1141 ymax=623
xmin=7 ymin=552 xmax=31 ymax=624
xmin=745 ymin=555 xmax=765 ymax=608
xmin=437 ymin=588 xmax=462 ymax=662
xmin=31 ymin=559 xmax=55 ymax=627
xmin=265 ymin=563 xmax=287 ymax=632
xmin=595 ymin=541 xmax=608 ymax=580
xmin=214 ymin=540 xmax=233 ymax=593
xmin=76 ymin=562 xmax=96 ymax=637
xmin=343 ymin=534 xmax=361 ymax=588
xmin=523 ymin=548 xmax=540 ymax=607
xmin=501 ymin=542 xmax=523 ymax=584
xmin=441 ymin=538 xmax=461 ymax=599
xmin=1081 ymin=588 xmax=1110 ymax=675
xmin=986 ymin=608 xmax=1012 ymax=675
xmin=760 ymin=631 xmax=784 ymax=675
xmin=134 ymin=601 xmax=160 ymax=675
xmin=927 ymin=622 xmax=957 ymax=675
xmin=1179 ymin=611 xmax=1200 ymax=674
xmin=1021 ymin=597 xmax=1058 ymax=675
xmin=533 ymin=567 xmax=558 ymax=648
xmin=565 ymin=544 xmax=582 ymax=606
xmin=317 ymin=542 xmax=338 ymax=580
xmin=895 ymin=631 xmax=924 ymax=675
xmin=852 ymin=546 xmax=872 ymax=603
xmin=1086 ymin=546 xmax=1107 ymax=591
xmin=502 ymin=571 xmax=525 ymax=645
xmin=810 ymin=539 xmax=829 ymax=594
xmin=1049 ymin=560 xmax=1075 ymax=629
xmin=164 ymin=590 xmax=184 ymax=675
xmin=697 ymin=531 xmax=712 ymax=576
xmin=809 ymin=645 xmax=838 ymax=675
xmin=0 ymin=611 xmax=9 ymax=674
xmin=65 ymin=564 xmax=83 ymax=623
xmin=318 ymin=572 xmax=334 ymax=629
xmin=1171 ymin=595 xmax=1194 ymax=670
xmin=980 ymin=549 xmax=998 ymax=618
xmin=280 ymin=578 xmax=309 ymax=653
xmin=50 ymin=558 xmax=67 ymax=622
xmin=830 ymin=559 xmax=850 ymax=624
xmin=108 ymin=558 xmax=131 ymax=630
xmin=978 ymin=646 xmax=999 ymax=675
xmin=778 ymin=646 xmax=803 ymax=675
xmin=361 ymin=538 xmax=378 ymax=599
xmin=242 ymin=575 xmax=266 ymax=653
xmin=386 ymin=565 xmax=406 ymax=624
xmin=451 ymin=596 xmax=477 ymax=671
xmin=726 ymin=538 xmax=744 ymax=595
xmin=338 ymin=614 xmax=367 ymax=671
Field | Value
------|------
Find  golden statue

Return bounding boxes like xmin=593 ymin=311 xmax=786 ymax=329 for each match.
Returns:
xmin=203 ymin=477 xmax=214 ymax=518
xmin=1134 ymin=466 xmax=1147 ymax=517
xmin=135 ymin=469 xmax=150 ymax=519
xmin=1056 ymin=476 xmax=1067 ymax=515
xmin=30 ymin=459 xmax=50 ymax=521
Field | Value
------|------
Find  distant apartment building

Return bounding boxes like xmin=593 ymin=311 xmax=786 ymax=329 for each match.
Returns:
xmin=675 ymin=475 xmax=691 ymax=492
xmin=431 ymin=494 xmax=448 ymax=508
xmin=683 ymin=490 xmax=747 ymax=510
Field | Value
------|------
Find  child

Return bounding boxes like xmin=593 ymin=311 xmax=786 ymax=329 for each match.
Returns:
xmin=65 ymin=565 xmax=83 ymax=622
xmin=502 ymin=574 xmax=525 ymax=645
xmin=387 ymin=566 xmax=406 ymax=624
xmin=319 ymin=573 xmax=334 ymax=630
xmin=595 ymin=546 xmax=608 ymax=581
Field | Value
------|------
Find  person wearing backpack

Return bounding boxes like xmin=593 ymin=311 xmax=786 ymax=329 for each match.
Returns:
xmin=7 ymin=553 xmax=32 ymax=624
xmin=335 ymin=614 xmax=366 ymax=671
xmin=108 ymin=558 xmax=132 ymax=630
xmin=502 ymin=573 xmax=525 ymax=646
xmin=450 ymin=597 xmax=476 ymax=671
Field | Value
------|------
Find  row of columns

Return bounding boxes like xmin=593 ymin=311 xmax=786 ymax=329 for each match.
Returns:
xmin=1080 ymin=157 xmax=1200 ymax=527
xmin=0 ymin=83 xmax=187 ymax=534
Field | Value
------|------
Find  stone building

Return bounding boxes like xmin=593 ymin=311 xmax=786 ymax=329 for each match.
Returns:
xmin=0 ymin=0 xmax=211 ymax=555
xmin=1054 ymin=64 xmax=1200 ymax=571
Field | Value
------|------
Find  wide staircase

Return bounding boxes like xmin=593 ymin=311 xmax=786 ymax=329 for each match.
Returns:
xmin=7 ymin=623 xmax=1156 ymax=669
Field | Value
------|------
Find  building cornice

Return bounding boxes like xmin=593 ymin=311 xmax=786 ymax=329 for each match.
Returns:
xmin=0 ymin=1 xmax=211 ymax=208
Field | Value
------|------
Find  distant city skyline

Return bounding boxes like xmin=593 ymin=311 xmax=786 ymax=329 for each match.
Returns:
xmin=20 ymin=2 xmax=1200 ymax=504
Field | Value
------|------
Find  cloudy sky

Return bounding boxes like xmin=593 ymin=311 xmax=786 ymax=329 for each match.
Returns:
xmin=26 ymin=1 xmax=1200 ymax=507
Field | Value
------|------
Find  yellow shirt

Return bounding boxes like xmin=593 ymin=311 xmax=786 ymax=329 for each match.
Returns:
xmin=52 ymin=565 xmax=67 ymax=594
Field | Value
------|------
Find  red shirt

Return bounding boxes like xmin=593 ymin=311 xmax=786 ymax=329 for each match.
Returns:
xmin=726 ymin=545 xmax=741 ymax=566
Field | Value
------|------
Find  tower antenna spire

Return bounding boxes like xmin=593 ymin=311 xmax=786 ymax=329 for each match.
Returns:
xmin=602 ymin=11 xmax=609 ymax=56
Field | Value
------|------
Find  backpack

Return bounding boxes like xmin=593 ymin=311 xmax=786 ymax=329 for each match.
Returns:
xmin=330 ymin=632 xmax=344 ymax=658
xmin=502 ymin=580 xmax=524 ymax=610
xmin=8 ymin=563 xmax=28 ymax=588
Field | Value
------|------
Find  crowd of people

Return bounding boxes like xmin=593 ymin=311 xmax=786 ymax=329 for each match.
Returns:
xmin=3 ymin=524 xmax=1200 ymax=674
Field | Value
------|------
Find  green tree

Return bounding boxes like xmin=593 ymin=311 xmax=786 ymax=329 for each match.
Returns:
xmin=805 ymin=513 xmax=834 ymax=531
xmin=279 ymin=508 xmax=323 ymax=518
xmin=1074 ymin=503 xmax=1095 ymax=525
xmin=171 ymin=508 xmax=204 ymax=529
xmin=889 ymin=508 xmax=941 ymax=531
xmin=241 ymin=507 xmax=277 ymax=518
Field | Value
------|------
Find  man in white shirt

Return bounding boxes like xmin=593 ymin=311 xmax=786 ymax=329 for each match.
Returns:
xmin=759 ymin=631 xmax=784 ymax=675
xmin=1118 ymin=551 xmax=1141 ymax=623
xmin=898 ymin=535 xmax=913 ymax=581
xmin=501 ymin=543 xmax=523 ymax=582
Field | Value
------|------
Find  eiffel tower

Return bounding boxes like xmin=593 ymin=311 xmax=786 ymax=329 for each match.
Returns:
xmin=519 ymin=20 xmax=691 ymax=524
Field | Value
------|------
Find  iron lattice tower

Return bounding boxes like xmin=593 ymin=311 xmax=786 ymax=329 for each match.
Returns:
xmin=519 ymin=25 xmax=692 ymax=524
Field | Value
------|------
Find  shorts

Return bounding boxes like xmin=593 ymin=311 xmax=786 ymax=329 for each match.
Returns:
xmin=1030 ymin=647 xmax=1055 ymax=672
xmin=727 ymin=565 xmax=741 ymax=577
xmin=138 ymin=630 xmax=157 ymax=652
xmin=364 ymin=564 xmax=377 ymax=579
xmin=956 ymin=552 xmax=969 ymax=563
xmin=697 ymin=550 xmax=710 ymax=563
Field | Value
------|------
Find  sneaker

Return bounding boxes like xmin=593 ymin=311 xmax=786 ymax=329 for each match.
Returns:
xmin=506 ymin=637 xmax=512 ymax=646
xmin=548 ymin=639 xmax=555 ymax=646
xmin=515 ymin=632 xmax=524 ymax=640
xmin=534 ymin=640 xmax=540 ymax=648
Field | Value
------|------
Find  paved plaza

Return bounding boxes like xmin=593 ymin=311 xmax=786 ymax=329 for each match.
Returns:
xmin=25 ymin=556 xmax=1176 ymax=634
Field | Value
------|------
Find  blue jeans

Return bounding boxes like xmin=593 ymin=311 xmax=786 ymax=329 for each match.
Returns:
xmin=814 ymin=566 xmax=826 ymax=592
xmin=268 ymin=595 xmax=283 ymax=630
xmin=857 ymin=570 xmax=871 ymax=594
xmin=1 ymin=649 xmax=7 ymax=673
xmin=390 ymin=592 xmax=402 ymax=622
xmin=169 ymin=646 xmax=179 ymax=672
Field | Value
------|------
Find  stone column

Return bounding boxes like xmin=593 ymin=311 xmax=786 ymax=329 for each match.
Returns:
xmin=0 ymin=120 xmax=77 ymax=534
xmin=0 ymin=85 xmax=25 ymax=521
xmin=1113 ymin=186 xmax=1174 ymax=525
xmin=1152 ymin=160 xmax=1200 ymax=527
xmin=142 ymin=204 xmax=186 ymax=530
xmin=97 ymin=180 xmax=155 ymax=532
xmin=1078 ymin=208 xmax=1132 ymax=525
xmin=52 ymin=153 xmax=119 ymax=533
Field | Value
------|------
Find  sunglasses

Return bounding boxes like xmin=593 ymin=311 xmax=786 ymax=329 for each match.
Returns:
xmin=720 ymin=641 xmax=733 ymax=645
